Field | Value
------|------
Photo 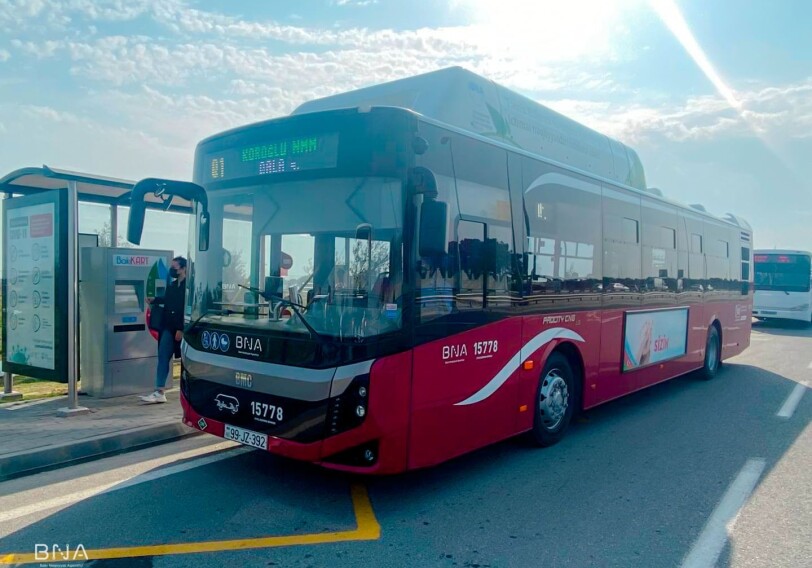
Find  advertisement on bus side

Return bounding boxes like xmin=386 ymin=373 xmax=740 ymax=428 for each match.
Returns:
xmin=623 ymin=308 xmax=689 ymax=371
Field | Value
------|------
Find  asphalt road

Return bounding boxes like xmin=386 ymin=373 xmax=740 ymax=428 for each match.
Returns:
xmin=1 ymin=320 xmax=809 ymax=568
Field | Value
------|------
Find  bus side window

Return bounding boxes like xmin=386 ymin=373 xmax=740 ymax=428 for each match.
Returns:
xmin=741 ymin=246 xmax=751 ymax=294
xmin=485 ymin=223 xmax=513 ymax=307
xmin=455 ymin=220 xmax=485 ymax=310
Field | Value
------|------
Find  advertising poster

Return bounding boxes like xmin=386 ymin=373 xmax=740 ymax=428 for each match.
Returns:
xmin=2 ymin=191 xmax=67 ymax=381
xmin=623 ymin=308 xmax=689 ymax=371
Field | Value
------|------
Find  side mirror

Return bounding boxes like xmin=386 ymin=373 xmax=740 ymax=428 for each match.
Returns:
xmin=127 ymin=178 xmax=209 ymax=248
xmin=419 ymin=199 xmax=448 ymax=257
xmin=127 ymin=200 xmax=146 ymax=245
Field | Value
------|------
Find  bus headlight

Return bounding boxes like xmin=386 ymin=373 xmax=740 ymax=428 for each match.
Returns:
xmin=327 ymin=373 xmax=370 ymax=436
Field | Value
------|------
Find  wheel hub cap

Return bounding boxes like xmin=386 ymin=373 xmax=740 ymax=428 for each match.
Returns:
xmin=539 ymin=370 xmax=568 ymax=430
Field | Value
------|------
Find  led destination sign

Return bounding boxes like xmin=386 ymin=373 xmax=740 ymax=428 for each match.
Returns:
xmin=205 ymin=133 xmax=339 ymax=182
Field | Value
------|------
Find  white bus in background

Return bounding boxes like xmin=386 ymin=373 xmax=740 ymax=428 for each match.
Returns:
xmin=753 ymin=250 xmax=812 ymax=324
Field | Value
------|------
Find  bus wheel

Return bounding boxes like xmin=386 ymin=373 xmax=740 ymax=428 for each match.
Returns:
xmin=699 ymin=325 xmax=721 ymax=381
xmin=531 ymin=352 xmax=577 ymax=447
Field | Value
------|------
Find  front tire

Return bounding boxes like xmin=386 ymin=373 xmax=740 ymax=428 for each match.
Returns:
xmin=531 ymin=352 xmax=578 ymax=447
xmin=699 ymin=325 xmax=721 ymax=380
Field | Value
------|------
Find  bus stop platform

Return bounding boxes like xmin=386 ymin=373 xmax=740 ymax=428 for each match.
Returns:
xmin=0 ymin=380 xmax=197 ymax=481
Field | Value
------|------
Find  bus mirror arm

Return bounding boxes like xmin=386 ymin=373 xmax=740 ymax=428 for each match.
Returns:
xmin=127 ymin=178 xmax=210 ymax=250
xmin=407 ymin=167 xmax=438 ymax=198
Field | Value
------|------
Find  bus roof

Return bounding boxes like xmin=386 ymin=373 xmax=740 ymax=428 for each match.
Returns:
xmin=198 ymin=69 xmax=750 ymax=232
xmin=293 ymin=66 xmax=647 ymax=191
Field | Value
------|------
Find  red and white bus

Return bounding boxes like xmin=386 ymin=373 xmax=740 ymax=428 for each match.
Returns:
xmin=128 ymin=68 xmax=753 ymax=473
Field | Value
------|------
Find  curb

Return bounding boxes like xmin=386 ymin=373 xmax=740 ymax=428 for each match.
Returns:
xmin=0 ymin=421 xmax=201 ymax=481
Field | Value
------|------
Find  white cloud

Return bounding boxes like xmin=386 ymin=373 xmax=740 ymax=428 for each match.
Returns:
xmin=10 ymin=39 xmax=64 ymax=58
xmin=333 ymin=0 xmax=379 ymax=6
xmin=0 ymin=0 xmax=67 ymax=33
xmin=13 ymin=31 xmax=479 ymax=91
xmin=543 ymin=78 xmax=812 ymax=144
xmin=0 ymin=49 xmax=9 ymax=62
xmin=93 ymin=86 xmax=293 ymax=146
xmin=1 ymin=0 xmax=633 ymax=98
xmin=0 ymin=103 xmax=188 ymax=179
xmin=22 ymin=105 xmax=83 ymax=123
xmin=0 ymin=0 xmax=156 ymax=32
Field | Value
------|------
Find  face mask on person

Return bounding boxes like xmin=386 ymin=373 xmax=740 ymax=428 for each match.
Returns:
xmin=169 ymin=267 xmax=179 ymax=278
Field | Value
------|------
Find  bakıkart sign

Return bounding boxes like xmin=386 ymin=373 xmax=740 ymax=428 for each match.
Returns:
xmin=113 ymin=254 xmax=165 ymax=266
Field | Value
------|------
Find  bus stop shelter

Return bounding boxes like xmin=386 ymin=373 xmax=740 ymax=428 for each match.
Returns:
xmin=0 ymin=165 xmax=192 ymax=414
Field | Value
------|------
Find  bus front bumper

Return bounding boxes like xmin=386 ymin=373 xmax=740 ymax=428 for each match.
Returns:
xmin=180 ymin=389 xmax=407 ymax=474
xmin=753 ymin=307 xmax=811 ymax=322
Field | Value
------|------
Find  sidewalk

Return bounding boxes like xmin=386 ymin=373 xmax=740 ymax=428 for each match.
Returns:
xmin=0 ymin=380 xmax=199 ymax=481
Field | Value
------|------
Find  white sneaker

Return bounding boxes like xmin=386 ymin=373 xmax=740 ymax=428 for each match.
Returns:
xmin=139 ymin=391 xmax=167 ymax=404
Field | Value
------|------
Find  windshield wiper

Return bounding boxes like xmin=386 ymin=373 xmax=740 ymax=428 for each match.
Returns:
xmin=237 ymin=283 xmax=272 ymax=302
xmin=237 ymin=284 xmax=324 ymax=343
xmin=267 ymin=294 xmax=324 ymax=343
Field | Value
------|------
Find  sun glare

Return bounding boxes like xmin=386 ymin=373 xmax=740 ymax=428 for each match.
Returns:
xmin=457 ymin=0 xmax=639 ymax=64
xmin=648 ymin=0 xmax=802 ymax=178
xmin=649 ymin=0 xmax=741 ymax=110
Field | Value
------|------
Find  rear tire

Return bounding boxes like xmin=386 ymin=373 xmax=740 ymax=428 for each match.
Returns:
xmin=699 ymin=325 xmax=721 ymax=381
xmin=531 ymin=352 xmax=579 ymax=447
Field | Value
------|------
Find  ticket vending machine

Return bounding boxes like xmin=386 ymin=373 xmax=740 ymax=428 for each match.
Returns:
xmin=80 ymin=247 xmax=173 ymax=397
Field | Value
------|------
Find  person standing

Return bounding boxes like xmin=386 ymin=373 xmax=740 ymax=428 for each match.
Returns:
xmin=140 ymin=256 xmax=187 ymax=404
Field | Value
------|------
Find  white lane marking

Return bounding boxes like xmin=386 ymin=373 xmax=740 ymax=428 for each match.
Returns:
xmin=749 ymin=335 xmax=772 ymax=342
xmin=680 ymin=458 xmax=767 ymax=568
xmin=0 ymin=446 xmax=252 ymax=524
xmin=776 ymin=382 xmax=808 ymax=419
xmin=3 ymin=396 xmax=68 ymax=411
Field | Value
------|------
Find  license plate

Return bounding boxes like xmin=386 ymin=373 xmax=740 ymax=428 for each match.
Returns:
xmin=223 ymin=424 xmax=268 ymax=450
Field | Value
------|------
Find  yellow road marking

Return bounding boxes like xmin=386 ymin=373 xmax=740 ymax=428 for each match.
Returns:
xmin=1 ymin=484 xmax=379 ymax=565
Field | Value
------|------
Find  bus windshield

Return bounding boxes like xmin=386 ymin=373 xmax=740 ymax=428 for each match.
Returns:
xmin=754 ymin=254 xmax=811 ymax=292
xmin=192 ymin=176 xmax=404 ymax=340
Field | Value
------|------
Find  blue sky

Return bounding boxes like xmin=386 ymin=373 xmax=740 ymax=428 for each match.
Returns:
xmin=0 ymin=0 xmax=810 ymax=251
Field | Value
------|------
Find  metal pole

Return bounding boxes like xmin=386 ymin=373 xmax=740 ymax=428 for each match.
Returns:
xmin=1 ymin=194 xmax=22 ymax=402
xmin=58 ymin=181 xmax=89 ymax=416
xmin=110 ymin=204 xmax=118 ymax=248
xmin=2 ymin=371 xmax=21 ymax=401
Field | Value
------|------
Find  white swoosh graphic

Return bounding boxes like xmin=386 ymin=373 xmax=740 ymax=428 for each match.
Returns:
xmin=454 ymin=327 xmax=585 ymax=406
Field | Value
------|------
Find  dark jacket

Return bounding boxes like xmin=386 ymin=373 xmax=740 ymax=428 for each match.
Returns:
xmin=154 ymin=278 xmax=186 ymax=335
